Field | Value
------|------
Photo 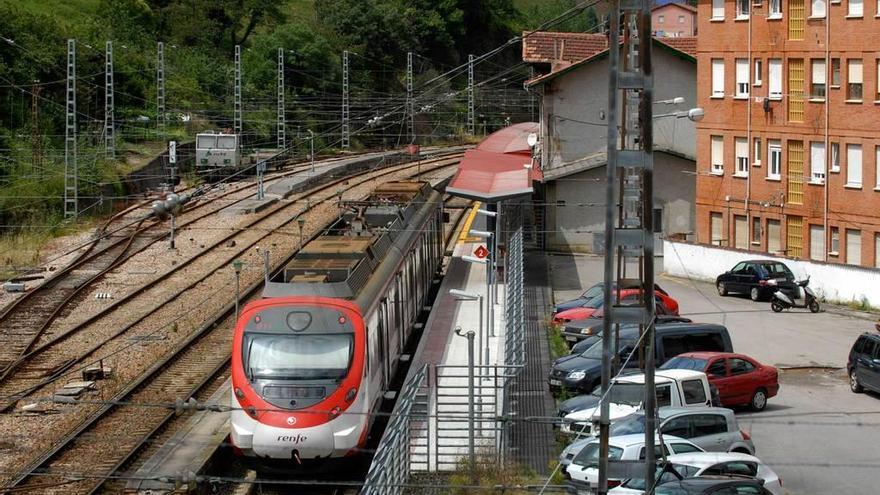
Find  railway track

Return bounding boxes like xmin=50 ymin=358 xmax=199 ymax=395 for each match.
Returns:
xmin=0 ymin=152 xmax=412 ymax=400
xmin=2 ymin=156 xmax=462 ymax=494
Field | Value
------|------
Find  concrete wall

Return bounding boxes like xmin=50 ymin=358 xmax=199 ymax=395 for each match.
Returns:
xmin=539 ymin=45 xmax=697 ymax=170
xmin=663 ymin=240 xmax=880 ymax=307
xmin=545 ymin=152 xmax=696 ymax=253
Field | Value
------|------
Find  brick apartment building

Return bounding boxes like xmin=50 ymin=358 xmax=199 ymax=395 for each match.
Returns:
xmin=653 ymin=2 xmax=698 ymax=37
xmin=695 ymin=0 xmax=880 ymax=268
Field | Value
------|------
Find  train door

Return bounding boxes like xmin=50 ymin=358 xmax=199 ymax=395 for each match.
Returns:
xmin=378 ymin=300 xmax=391 ymax=389
xmin=394 ymin=273 xmax=404 ymax=352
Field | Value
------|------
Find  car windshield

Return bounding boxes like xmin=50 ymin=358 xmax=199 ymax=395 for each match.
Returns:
xmin=581 ymin=284 xmax=603 ymax=299
xmin=590 ymin=382 xmax=644 ymax=406
xmin=245 ymin=333 xmax=353 ymax=380
xmin=581 ymin=294 xmax=605 ymax=309
xmin=660 ymin=356 xmax=708 ymax=371
xmin=759 ymin=262 xmax=794 ymax=279
xmin=581 ymin=338 xmax=637 ymax=360
xmin=621 ymin=465 xmax=700 ymax=490
xmin=609 ymin=414 xmax=647 ymax=436
xmin=571 ymin=442 xmax=624 ymax=468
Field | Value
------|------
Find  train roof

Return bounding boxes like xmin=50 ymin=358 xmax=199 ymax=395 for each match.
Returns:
xmin=262 ymin=181 xmax=437 ymax=302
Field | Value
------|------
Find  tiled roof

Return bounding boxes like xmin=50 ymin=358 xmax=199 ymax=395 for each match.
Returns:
xmin=652 ymin=2 xmax=698 ymax=13
xmin=522 ymin=31 xmax=608 ymax=66
xmin=656 ymin=36 xmax=697 ymax=57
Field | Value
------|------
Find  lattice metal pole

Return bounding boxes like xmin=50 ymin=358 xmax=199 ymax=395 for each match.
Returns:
xmin=407 ymin=51 xmax=414 ymax=143
xmin=234 ymin=44 xmax=242 ymax=136
xmin=277 ymin=48 xmax=285 ymax=151
xmin=467 ymin=54 xmax=475 ymax=136
xmin=597 ymin=1 xmax=656 ymax=493
xmin=64 ymin=39 xmax=77 ymax=219
xmin=342 ymin=50 xmax=350 ymax=148
xmin=528 ymin=66 xmax=536 ymax=122
xmin=104 ymin=41 xmax=114 ymax=159
xmin=156 ymin=41 xmax=165 ymax=133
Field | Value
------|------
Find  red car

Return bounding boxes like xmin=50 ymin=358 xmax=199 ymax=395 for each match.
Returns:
xmin=661 ymin=352 xmax=779 ymax=411
xmin=552 ymin=288 xmax=680 ymax=324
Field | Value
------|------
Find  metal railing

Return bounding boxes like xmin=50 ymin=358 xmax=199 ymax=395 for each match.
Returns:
xmin=504 ymin=202 xmax=525 ymax=369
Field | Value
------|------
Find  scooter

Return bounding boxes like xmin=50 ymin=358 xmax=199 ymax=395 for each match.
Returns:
xmin=769 ymin=276 xmax=820 ymax=313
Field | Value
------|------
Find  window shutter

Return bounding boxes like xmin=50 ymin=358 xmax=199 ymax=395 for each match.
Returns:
xmin=735 ymin=138 xmax=748 ymax=159
xmin=769 ymin=59 xmax=782 ymax=97
xmin=846 ymin=229 xmax=862 ymax=266
xmin=849 ymin=60 xmax=863 ymax=84
xmin=711 ymin=136 xmax=724 ymax=167
xmin=812 ymin=60 xmax=826 ymax=84
xmin=734 ymin=216 xmax=748 ymax=249
xmin=736 ymin=59 xmax=749 ymax=84
xmin=847 ymin=144 xmax=862 ymax=185
xmin=810 ymin=142 xmax=825 ymax=178
xmin=809 ymin=225 xmax=825 ymax=261
xmin=713 ymin=0 xmax=725 ymax=18
xmin=767 ymin=220 xmax=781 ymax=253
xmin=849 ymin=0 xmax=863 ymax=16
xmin=812 ymin=0 xmax=826 ymax=16
xmin=712 ymin=59 xmax=725 ymax=96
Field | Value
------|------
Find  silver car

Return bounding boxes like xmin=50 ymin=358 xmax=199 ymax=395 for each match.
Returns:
xmin=608 ymin=407 xmax=755 ymax=454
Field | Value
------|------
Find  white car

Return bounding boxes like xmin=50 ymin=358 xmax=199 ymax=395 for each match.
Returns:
xmin=565 ymin=434 xmax=705 ymax=488
xmin=609 ymin=452 xmax=784 ymax=495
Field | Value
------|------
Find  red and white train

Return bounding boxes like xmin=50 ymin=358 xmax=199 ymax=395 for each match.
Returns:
xmin=230 ymin=181 xmax=444 ymax=464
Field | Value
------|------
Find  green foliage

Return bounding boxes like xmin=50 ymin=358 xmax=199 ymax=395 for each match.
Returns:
xmin=515 ymin=0 xmax=601 ymax=33
xmin=547 ymin=320 xmax=571 ymax=361
xmin=447 ymin=455 xmax=540 ymax=493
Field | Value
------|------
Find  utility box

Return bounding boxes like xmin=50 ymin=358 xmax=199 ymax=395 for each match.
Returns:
xmin=3 ymin=281 xmax=25 ymax=293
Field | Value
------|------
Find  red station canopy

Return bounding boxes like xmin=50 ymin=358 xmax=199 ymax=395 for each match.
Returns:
xmin=446 ymin=122 xmax=541 ymax=202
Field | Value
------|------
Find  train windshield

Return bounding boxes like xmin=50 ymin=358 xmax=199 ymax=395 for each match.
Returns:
xmin=216 ymin=135 xmax=237 ymax=149
xmin=245 ymin=333 xmax=353 ymax=381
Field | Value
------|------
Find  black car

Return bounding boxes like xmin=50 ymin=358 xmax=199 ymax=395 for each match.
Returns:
xmin=562 ymin=313 xmax=689 ymax=347
xmin=716 ymin=260 xmax=795 ymax=301
xmin=548 ymin=320 xmax=733 ymax=394
xmin=555 ymin=282 xmax=670 ymax=314
xmin=848 ymin=331 xmax=880 ymax=394
xmin=656 ymin=475 xmax=773 ymax=494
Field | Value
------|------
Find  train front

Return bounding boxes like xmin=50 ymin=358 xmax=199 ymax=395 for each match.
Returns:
xmin=230 ymin=297 xmax=367 ymax=463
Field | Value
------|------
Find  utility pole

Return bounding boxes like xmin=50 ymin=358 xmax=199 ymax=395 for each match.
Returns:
xmin=528 ymin=66 xmax=536 ymax=122
xmin=31 ymin=80 xmax=42 ymax=173
xmin=467 ymin=54 xmax=475 ymax=136
xmin=406 ymin=51 xmax=414 ymax=143
xmin=156 ymin=41 xmax=165 ymax=134
xmin=277 ymin=48 xmax=285 ymax=151
xmin=342 ymin=50 xmax=350 ymax=148
xmin=598 ymin=1 xmax=656 ymax=494
xmin=105 ymin=40 xmax=115 ymax=159
xmin=234 ymin=44 xmax=242 ymax=136
xmin=64 ymin=39 xmax=77 ymax=220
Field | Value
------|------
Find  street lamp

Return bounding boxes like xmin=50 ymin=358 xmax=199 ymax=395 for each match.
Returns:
xmin=454 ymin=326 xmax=476 ymax=483
xmin=468 ymin=228 xmax=496 ymax=338
xmin=654 ymin=96 xmax=686 ymax=105
xmin=450 ymin=289 xmax=486 ymax=373
xmin=232 ymin=259 xmax=243 ymax=318
xmin=655 ymin=107 xmax=705 ymax=122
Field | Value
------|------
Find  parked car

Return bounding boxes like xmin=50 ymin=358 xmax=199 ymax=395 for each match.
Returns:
xmin=612 ymin=452 xmax=784 ymax=495
xmin=848 ymin=331 xmax=880 ymax=394
xmin=655 ymin=476 xmax=775 ymax=495
xmin=564 ymin=434 xmax=705 ymax=489
xmin=561 ymin=370 xmax=715 ymax=436
xmin=550 ymin=321 xmax=733 ymax=394
xmin=661 ymin=352 xmax=779 ymax=411
xmin=609 ymin=407 xmax=755 ymax=455
xmin=715 ymin=260 xmax=795 ymax=301
xmin=563 ymin=315 xmax=692 ymax=350
xmin=554 ymin=282 xmax=670 ymax=314
xmin=554 ymin=289 xmax=680 ymax=326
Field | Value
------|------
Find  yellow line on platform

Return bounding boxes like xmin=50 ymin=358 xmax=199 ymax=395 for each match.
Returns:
xmin=458 ymin=201 xmax=482 ymax=243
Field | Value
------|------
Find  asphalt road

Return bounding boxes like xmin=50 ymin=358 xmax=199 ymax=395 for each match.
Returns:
xmin=548 ymin=253 xmax=880 ymax=495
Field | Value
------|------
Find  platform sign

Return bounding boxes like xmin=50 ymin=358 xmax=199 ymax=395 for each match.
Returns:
xmin=168 ymin=140 xmax=177 ymax=164
xmin=474 ymin=245 xmax=489 ymax=259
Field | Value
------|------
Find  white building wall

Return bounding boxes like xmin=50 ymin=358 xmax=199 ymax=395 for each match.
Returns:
xmin=663 ymin=240 xmax=880 ymax=307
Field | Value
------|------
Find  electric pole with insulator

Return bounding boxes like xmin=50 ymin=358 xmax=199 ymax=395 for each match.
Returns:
xmin=156 ymin=41 xmax=165 ymax=134
xmin=277 ymin=48 xmax=285 ymax=151
xmin=342 ymin=50 xmax=350 ymax=148
xmin=64 ymin=39 xmax=77 ymax=219
xmin=407 ymin=51 xmax=414 ymax=143
xmin=467 ymin=54 xmax=475 ymax=136
xmin=105 ymin=40 xmax=115 ymax=159
xmin=234 ymin=44 xmax=242 ymax=136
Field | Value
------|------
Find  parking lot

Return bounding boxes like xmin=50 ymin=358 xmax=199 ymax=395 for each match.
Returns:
xmin=549 ymin=254 xmax=880 ymax=495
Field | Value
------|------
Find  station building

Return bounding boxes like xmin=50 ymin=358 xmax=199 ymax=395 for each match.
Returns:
xmin=694 ymin=0 xmax=880 ymax=267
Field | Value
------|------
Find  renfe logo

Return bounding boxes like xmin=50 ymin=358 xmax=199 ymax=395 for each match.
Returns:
xmin=286 ymin=416 xmax=297 ymax=426
xmin=277 ymin=434 xmax=308 ymax=444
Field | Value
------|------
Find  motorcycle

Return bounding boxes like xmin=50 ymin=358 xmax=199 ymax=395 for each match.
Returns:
xmin=769 ymin=276 xmax=820 ymax=313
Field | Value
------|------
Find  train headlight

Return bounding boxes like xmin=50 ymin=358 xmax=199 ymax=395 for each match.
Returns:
xmin=329 ymin=406 xmax=341 ymax=420
xmin=235 ymin=388 xmax=245 ymax=400
xmin=286 ymin=311 xmax=312 ymax=332
xmin=345 ymin=388 xmax=357 ymax=402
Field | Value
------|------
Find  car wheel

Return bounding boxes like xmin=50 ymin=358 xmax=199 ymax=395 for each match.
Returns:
xmin=717 ymin=282 xmax=728 ymax=296
xmin=809 ymin=300 xmax=820 ymax=313
xmin=750 ymin=287 xmax=761 ymax=301
xmin=850 ymin=370 xmax=864 ymax=393
xmin=750 ymin=388 xmax=768 ymax=411
xmin=770 ymin=301 xmax=784 ymax=313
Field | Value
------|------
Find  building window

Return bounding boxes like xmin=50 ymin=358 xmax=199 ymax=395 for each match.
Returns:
xmin=788 ymin=58 xmax=805 ymax=122
xmin=848 ymin=0 xmax=863 ymax=16
xmin=768 ymin=219 xmax=782 ymax=253
xmin=769 ymin=0 xmax=783 ymax=17
xmin=735 ymin=137 xmax=749 ymax=176
xmin=846 ymin=144 xmax=862 ymax=187
xmin=847 ymin=59 xmax=863 ymax=101
xmin=734 ymin=215 xmax=749 ymax=249
xmin=711 ymin=136 xmax=724 ymax=174
xmin=812 ymin=0 xmax=827 ymax=16
xmin=769 ymin=59 xmax=783 ymax=99
xmin=679 ymin=15 xmax=685 ymax=23
xmin=846 ymin=229 xmax=862 ymax=265
xmin=789 ymin=0 xmax=805 ymax=40
xmin=737 ymin=0 xmax=751 ymax=17
xmin=712 ymin=59 xmax=725 ymax=97
xmin=830 ymin=226 xmax=840 ymax=254
xmin=752 ymin=217 xmax=762 ymax=244
xmin=710 ymin=212 xmax=724 ymax=245
xmin=809 ymin=225 xmax=825 ymax=261
xmin=875 ymin=233 xmax=880 ymax=268
xmin=787 ymin=140 xmax=805 ymax=205
xmin=876 ymin=60 xmax=880 ymax=101
xmin=876 ymin=146 xmax=880 ymax=189
xmin=831 ymin=58 xmax=841 ymax=87
xmin=787 ymin=215 xmax=804 ymax=258
xmin=768 ymin=140 xmax=782 ymax=179
xmin=811 ymin=59 xmax=826 ymax=99
xmin=712 ymin=0 xmax=725 ymax=18
xmin=735 ymin=59 xmax=750 ymax=98
xmin=754 ymin=59 xmax=763 ymax=86
xmin=659 ymin=14 xmax=665 ymax=23
xmin=831 ymin=142 xmax=840 ymax=172
xmin=754 ymin=137 xmax=762 ymax=165
xmin=810 ymin=142 xmax=826 ymax=183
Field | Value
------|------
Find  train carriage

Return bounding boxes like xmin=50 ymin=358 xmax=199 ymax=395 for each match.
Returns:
xmin=230 ymin=181 xmax=444 ymax=464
